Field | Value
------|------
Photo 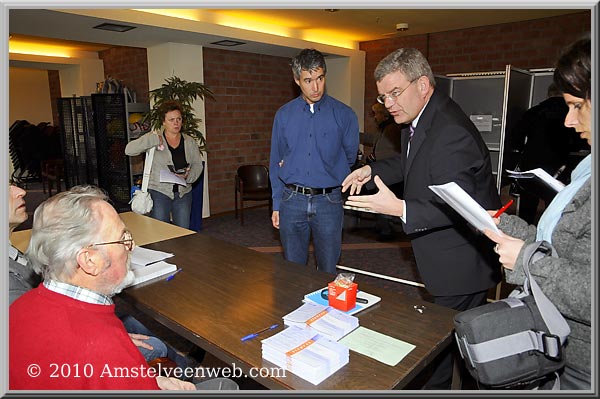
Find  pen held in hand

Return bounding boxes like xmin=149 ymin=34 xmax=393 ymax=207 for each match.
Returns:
xmin=165 ymin=268 xmax=182 ymax=281
xmin=241 ymin=323 xmax=279 ymax=342
xmin=493 ymin=199 xmax=514 ymax=218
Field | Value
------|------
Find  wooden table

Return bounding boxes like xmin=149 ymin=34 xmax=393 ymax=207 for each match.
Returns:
xmin=9 ymin=211 xmax=195 ymax=253
xmin=120 ymin=233 xmax=457 ymax=390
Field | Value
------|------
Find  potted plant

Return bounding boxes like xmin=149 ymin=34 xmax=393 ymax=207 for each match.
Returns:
xmin=142 ymin=75 xmax=215 ymax=152
xmin=142 ymin=75 xmax=215 ymax=231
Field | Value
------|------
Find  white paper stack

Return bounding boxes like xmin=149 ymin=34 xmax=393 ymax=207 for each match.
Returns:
xmin=128 ymin=246 xmax=177 ymax=287
xmin=261 ymin=325 xmax=349 ymax=385
xmin=130 ymin=246 xmax=174 ymax=266
xmin=282 ymin=302 xmax=359 ymax=341
xmin=129 ymin=261 xmax=177 ymax=286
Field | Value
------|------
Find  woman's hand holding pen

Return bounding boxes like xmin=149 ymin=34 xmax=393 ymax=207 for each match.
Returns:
xmin=483 ymin=228 xmax=524 ymax=271
xmin=487 ymin=210 xmax=501 ymax=225
xmin=176 ymin=166 xmax=190 ymax=180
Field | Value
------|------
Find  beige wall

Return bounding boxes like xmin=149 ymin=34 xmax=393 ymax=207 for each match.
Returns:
xmin=9 ymin=67 xmax=53 ymax=125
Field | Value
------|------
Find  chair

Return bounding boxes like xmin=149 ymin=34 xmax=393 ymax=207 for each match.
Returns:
xmin=235 ymin=165 xmax=272 ymax=225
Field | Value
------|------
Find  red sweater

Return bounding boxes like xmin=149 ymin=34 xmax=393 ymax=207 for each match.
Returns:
xmin=10 ymin=285 xmax=159 ymax=390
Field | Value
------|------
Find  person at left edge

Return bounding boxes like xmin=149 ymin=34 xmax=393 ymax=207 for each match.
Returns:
xmin=269 ymin=48 xmax=359 ymax=274
xmin=9 ymin=185 xmax=194 ymax=390
xmin=125 ymin=100 xmax=203 ymax=229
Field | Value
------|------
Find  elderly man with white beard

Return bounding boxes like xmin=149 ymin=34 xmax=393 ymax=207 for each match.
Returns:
xmin=9 ymin=185 xmax=195 ymax=391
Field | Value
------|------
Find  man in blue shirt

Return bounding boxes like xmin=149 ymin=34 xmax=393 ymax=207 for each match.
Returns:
xmin=269 ymin=48 xmax=359 ymax=274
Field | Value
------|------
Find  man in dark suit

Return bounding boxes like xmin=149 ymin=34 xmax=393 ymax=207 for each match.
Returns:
xmin=342 ymin=48 xmax=501 ymax=389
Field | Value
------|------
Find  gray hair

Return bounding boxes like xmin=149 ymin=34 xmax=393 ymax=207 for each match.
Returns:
xmin=291 ymin=48 xmax=326 ymax=80
xmin=25 ymin=185 xmax=110 ymax=282
xmin=374 ymin=48 xmax=436 ymax=87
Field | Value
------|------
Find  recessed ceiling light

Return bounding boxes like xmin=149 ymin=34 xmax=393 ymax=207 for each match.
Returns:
xmin=93 ymin=23 xmax=136 ymax=33
xmin=324 ymin=9 xmax=339 ymax=12
xmin=211 ymin=40 xmax=245 ymax=47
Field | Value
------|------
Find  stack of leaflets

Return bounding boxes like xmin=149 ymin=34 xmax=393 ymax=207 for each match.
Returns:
xmin=282 ymin=302 xmax=359 ymax=341
xmin=128 ymin=246 xmax=177 ymax=287
xmin=261 ymin=325 xmax=349 ymax=385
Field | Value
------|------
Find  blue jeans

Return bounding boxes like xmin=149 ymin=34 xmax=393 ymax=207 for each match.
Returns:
xmin=279 ymin=187 xmax=343 ymax=274
xmin=149 ymin=189 xmax=192 ymax=229
xmin=120 ymin=315 xmax=168 ymax=361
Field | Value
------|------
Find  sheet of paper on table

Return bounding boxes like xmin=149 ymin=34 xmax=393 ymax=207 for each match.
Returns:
xmin=130 ymin=246 xmax=174 ymax=266
xmin=339 ymin=326 xmax=415 ymax=366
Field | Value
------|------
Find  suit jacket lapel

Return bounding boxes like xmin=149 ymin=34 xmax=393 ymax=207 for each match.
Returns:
xmin=405 ymin=126 xmax=425 ymax=174
xmin=405 ymin=91 xmax=440 ymax=176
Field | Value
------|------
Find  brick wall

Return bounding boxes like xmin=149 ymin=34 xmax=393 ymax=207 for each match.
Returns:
xmin=360 ymin=11 xmax=590 ymax=136
xmin=47 ymin=70 xmax=61 ymax=127
xmin=99 ymin=46 xmax=149 ymax=103
xmin=203 ymin=47 xmax=298 ymax=215
xmin=95 ymin=12 xmax=589 ymax=216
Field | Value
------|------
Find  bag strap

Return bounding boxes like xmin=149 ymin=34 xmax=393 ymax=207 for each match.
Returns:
xmin=456 ymin=241 xmax=571 ymax=366
xmin=521 ymin=241 xmax=571 ymax=344
xmin=141 ymin=147 xmax=155 ymax=193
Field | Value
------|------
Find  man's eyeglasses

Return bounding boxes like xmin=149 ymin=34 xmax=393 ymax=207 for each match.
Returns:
xmin=90 ymin=230 xmax=135 ymax=252
xmin=376 ymin=79 xmax=417 ymax=105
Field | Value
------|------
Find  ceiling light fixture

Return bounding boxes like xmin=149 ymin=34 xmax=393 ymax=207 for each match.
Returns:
xmin=93 ymin=23 xmax=136 ymax=33
xmin=324 ymin=9 xmax=339 ymax=12
xmin=211 ymin=40 xmax=245 ymax=47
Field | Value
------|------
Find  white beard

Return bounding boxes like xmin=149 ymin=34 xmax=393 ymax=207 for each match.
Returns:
xmin=108 ymin=257 xmax=135 ymax=296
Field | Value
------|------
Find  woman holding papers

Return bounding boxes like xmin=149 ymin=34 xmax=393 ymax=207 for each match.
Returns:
xmin=126 ymin=101 xmax=203 ymax=228
xmin=485 ymin=36 xmax=591 ymax=390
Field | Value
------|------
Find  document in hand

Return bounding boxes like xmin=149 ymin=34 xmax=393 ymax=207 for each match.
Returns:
xmin=261 ymin=325 xmax=349 ymax=385
xmin=283 ymin=302 xmax=359 ymax=341
xmin=429 ymin=182 xmax=499 ymax=234
xmin=159 ymin=169 xmax=187 ymax=186
xmin=505 ymin=168 xmax=565 ymax=193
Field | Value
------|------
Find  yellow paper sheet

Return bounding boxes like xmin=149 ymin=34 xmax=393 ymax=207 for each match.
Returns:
xmin=339 ymin=326 xmax=415 ymax=366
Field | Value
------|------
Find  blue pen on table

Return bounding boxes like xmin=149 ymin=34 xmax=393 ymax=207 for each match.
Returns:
xmin=165 ymin=268 xmax=182 ymax=281
xmin=241 ymin=323 xmax=279 ymax=342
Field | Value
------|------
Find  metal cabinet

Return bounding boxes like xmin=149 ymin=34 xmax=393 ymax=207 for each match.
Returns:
xmin=442 ymin=66 xmax=535 ymax=193
xmin=58 ymin=94 xmax=149 ymax=211
xmin=90 ymin=93 xmax=149 ymax=211
xmin=57 ymin=96 xmax=97 ymax=188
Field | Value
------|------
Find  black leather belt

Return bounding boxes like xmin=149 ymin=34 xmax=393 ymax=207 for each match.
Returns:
xmin=285 ymin=183 xmax=338 ymax=195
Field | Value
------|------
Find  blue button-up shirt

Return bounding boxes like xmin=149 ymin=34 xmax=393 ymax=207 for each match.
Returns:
xmin=269 ymin=94 xmax=359 ymax=210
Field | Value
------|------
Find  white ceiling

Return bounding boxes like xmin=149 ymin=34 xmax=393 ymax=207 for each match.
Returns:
xmin=9 ymin=8 xmax=583 ymax=62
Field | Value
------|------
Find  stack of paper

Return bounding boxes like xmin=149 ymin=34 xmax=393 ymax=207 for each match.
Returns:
xmin=131 ymin=246 xmax=174 ymax=266
xmin=282 ymin=302 xmax=359 ymax=341
xmin=128 ymin=247 xmax=177 ymax=287
xmin=261 ymin=325 xmax=349 ymax=385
